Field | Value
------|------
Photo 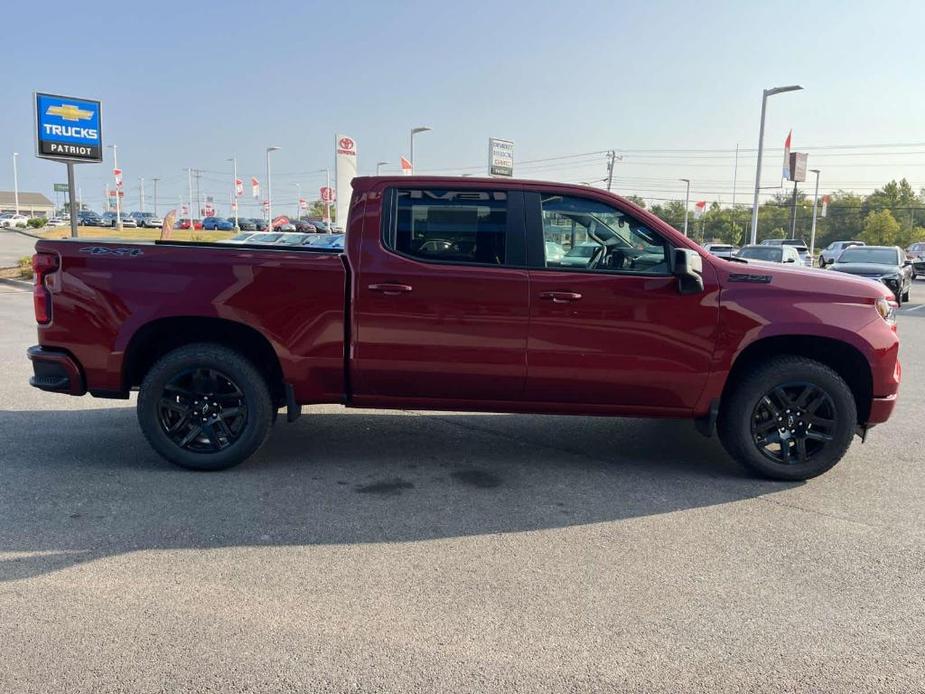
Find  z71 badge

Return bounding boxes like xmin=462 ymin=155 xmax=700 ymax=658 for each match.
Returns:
xmin=79 ymin=246 xmax=144 ymax=257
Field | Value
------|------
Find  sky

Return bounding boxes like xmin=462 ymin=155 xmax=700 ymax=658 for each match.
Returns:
xmin=3 ymin=0 xmax=925 ymax=215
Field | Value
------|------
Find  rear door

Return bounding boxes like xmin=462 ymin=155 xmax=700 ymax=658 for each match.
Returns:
xmin=352 ymin=185 xmax=530 ymax=403
xmin=523 ymin=190 xmax=720 ymax=412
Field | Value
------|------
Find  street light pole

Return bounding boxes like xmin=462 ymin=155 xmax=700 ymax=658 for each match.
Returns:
xmin=266 ymin=146 xmax=280 ymax=227
xmin=295 ymin=182 xmax=301 ymax=219
xmin=152 ymin=178 xmax=159 ymax=216
xmin=809 ymin=168 xmax=821 ymax=261
xmin=139 ymin=177 xmax=145 ymax=213
xmin=376 ymin=161 xmax=389 ymax=176
xmin=187 ymin=168 xmax=194 ymax=230
xmin=410 ymin=126 xmax=431 ymax=175
xmin=11 ymin=153 xmax=19 ymax=215
xmin=680 ymin=178 xmax=691 ymax=237
xmin=750 ymin=85 xmax=803 ymax=244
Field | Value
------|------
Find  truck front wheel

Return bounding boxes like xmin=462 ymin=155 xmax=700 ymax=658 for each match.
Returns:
xmin=717 ymin=356 xmax=857 ymax=480
xmin=137 ymin=343 xmax=273 ymax=471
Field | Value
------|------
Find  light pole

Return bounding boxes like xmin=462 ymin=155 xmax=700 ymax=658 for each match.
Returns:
xmin=680 ymin=178 xmax=691 ymax=237
xmin=11 ymin=153 xmax=19 ymax=215
xmin=107 ymin=144 xmax=122 ymax=230
xmin=750 ymin=85 xmax=803 ymax=244
xmin=266 ymin=146 xmax=280 ymax=227
xmin=809 ymin=168 xmax=821 ymax=261
xmin=139 ymin=177 xmax=145 ymax=213
xmin=409 ymin=126 xmax=431 ymax=175
xmin=295 ymin=182 xmax=302 ymax=219
xmin=187 ymin=168 xmax=195 ymax=230
xmin=227 ymin=157 xmax=239 ymax=229
xmin=376 ymin=161 xmax=389 ymax=176
xmin=152 ymin=178 xmax=160 ymax=216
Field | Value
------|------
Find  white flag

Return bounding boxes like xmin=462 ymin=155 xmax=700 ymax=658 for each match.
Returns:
xmin=335 ymin=134 xmax=357 ymax=227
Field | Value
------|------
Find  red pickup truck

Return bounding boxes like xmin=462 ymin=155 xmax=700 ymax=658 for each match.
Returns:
xmin=27 ymin=176 xmax=901 ymax=480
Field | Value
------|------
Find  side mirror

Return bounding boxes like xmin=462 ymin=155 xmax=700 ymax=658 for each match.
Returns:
xmin=903 ymin=259 xmax=912 ymax=267
xmin=673 ymin=248 xmax=704 ymax=295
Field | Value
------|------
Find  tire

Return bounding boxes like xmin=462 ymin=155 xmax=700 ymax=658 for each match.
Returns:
xmin=901 ymin=288 xmax=910 ymax=303
xmin=137 ymin=343 xmax=274 ymax=471
xmin=717 ymin=356 xmax=857 ymax=481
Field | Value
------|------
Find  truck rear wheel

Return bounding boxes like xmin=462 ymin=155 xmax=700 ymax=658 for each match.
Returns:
xmin=137 ymin=343 xmax=273 ymax=471
xmin=717 ymin=356 xmax=857 ymax=481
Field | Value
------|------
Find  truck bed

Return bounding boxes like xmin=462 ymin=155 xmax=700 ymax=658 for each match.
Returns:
xmin=35 ymin=237 xmax=349 ymax=403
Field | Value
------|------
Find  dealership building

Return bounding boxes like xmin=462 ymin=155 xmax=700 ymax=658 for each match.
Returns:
xmin=0 ymin=191 xmax=54 ymax=217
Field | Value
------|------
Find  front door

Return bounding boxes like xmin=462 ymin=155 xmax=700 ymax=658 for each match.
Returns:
xmin=352 ymin=185 xmax=530 ymax=403
xmin=524 ymin=191 xmax=720 ymax=413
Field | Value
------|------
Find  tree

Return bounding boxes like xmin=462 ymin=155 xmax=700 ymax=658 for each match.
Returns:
xmin=623 ymin=194 xmax=646 ymax=209
xmin=861 ymin=209 xmax=900 ymax=246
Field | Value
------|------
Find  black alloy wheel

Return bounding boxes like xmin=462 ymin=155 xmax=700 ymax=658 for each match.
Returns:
xmin=750 ymin=382 xmax=836 ymax=465
xmin=158 ymin=367 xmax=248 ymax=453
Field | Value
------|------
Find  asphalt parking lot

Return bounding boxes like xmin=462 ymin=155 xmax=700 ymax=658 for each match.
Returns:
xmin=0 ymin=274 xmax=923 ymax=692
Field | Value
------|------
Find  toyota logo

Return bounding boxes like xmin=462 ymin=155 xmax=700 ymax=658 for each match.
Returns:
xmin=339 ymin=137 xmax=354 ymax=151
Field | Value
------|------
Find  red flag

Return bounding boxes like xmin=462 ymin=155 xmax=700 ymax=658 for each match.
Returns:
xmin=320 ymin=186 xmax=334 ymax=203
xmin=299 ymin=198 xmax=307 ymax=210
xmin=400 ymin=156 xmax=413 ymax=175
xmin=693 ymin=200 xmax=707 ymax=219
xmin=235 ymin=178 xmax=244 ymax=197
xmin=251 ymin=177 xmax=260 ymax=199
xmin=782 ymin=130 xmax=792 ymax=179
xmin=113 ymin=168 xmax=123 ymax=189
xmin=821 ymin=195 xmax=830 ymax=218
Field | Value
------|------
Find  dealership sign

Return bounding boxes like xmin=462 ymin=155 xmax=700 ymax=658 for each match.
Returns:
xmin=489 ymin=137 xmax=514 ymax=177
xmin=34 ymin=92 xmax=103 ymax=163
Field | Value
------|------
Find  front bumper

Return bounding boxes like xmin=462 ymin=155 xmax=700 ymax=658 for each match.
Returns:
xmin=27 ymin=345 xmax=86 ymax=395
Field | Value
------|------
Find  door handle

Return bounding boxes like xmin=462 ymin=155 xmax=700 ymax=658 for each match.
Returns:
xmin=368 ymin=283 xmax=413 ymax=295
xmin=539 ymin=291 xmax=582 ymax=303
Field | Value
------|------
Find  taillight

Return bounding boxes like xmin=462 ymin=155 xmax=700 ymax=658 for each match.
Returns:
xmin=32 ymin=252 xmax=59 ymax=325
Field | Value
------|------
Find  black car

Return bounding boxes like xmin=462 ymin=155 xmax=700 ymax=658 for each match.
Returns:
xmin=306 ymin=218 xmax=331 ymax=233
xmin=252 ymin=218 xmax=268 ymax=231
xmin=77 ymin=211 xmax=103 ymax=226
xmin=292 ymin=219 xmax=318 ymax=233
xmin=228 ymin=217 xmax=258 ymax=231
xmin=907 ymin=241 xmax=925 ymax=278
xmin=828 ymin=245 xmax=914 ymax=305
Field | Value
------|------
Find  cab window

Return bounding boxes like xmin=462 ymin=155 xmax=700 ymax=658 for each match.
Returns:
xmin=540 ymin=194 xmax=670 ymax=274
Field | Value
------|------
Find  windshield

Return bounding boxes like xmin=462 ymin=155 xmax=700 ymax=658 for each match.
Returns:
xmin=738 ymin=247 xmax=780 ymax=261
xmin=838 ymin=248 xmax=899 ymax=265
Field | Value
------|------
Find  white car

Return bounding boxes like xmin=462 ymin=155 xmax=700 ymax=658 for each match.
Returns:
xmin=0 ymin=213 xmax=31 ymax=228
xmin=45 ymin=217 xmax=68 ymax=227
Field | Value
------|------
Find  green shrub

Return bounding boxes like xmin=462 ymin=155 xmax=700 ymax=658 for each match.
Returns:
xmin=27 ymin=218 xmax=45 ymax=229
xmin=18 ymin=256 xmax=33 ymax=280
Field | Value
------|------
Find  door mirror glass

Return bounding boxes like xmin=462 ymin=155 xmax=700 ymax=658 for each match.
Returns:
xmin=673 ymin=248 xmax=704 ymax=294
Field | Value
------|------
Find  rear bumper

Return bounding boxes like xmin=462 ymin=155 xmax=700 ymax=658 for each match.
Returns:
xmin=867 ymin=394 xmax=897 ymax=425
xmin=27 ymin=345 xmax=86 ymax=396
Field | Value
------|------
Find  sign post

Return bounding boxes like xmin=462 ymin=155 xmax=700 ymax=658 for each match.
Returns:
xmin=488 ymin=138 xmax=514 ymax=177
xmin=34 ymin=92 xmax=103 ymax=238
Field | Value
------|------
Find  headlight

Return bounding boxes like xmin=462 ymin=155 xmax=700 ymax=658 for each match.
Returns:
xmin=875 ymin=297 xmax=897 ymax=325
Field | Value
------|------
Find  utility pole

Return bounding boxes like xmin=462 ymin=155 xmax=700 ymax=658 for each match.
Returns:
xmin=152 ymin=178 xmax=160 ymax=216
xmin=193 ymin=169 xmax=202 ymax=220
xmin=809 ymin=169 xmax=821 ymax=259
xmin=139 ymin=177 xmax=145 ymax=213
xmin=606 ymin=150 xmax=615 ymax=191
xmin=187 ymin=168 xmax=195 ymax=228
xmin=680 ymin=178 xmax=691 ymax=237
xmin=789 ymin=180 xmax=799 ymax=237
xmin=732 ymin=143 xmax=739 ymax=236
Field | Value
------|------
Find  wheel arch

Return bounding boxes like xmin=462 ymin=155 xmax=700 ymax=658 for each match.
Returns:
xmin=122 ymin=316 xmax=285 ymax=405
xmin=722 ymin=335 xmax=873 ymax=424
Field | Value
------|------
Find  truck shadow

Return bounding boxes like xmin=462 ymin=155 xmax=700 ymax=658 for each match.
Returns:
xmin=0 ymin=407 xmax=798 ymax=581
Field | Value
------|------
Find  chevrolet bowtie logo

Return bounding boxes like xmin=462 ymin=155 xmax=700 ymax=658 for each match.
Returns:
xmin=46 ymin=104 xmax=94 ymax=122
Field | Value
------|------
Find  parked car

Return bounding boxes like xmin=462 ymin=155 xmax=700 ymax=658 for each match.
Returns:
xmin=906 ymin=242 xmax=925 ymax=278
xmin=130 ymin=212 xmax=164 ymax=228
xmin=558 ymin=241 xmax=600 ymax=267
xmin=27 ymin=176 xmax=902 ymax=481
xmin=703 ymin=243 xmax=737 ymax=259
xmin=760 ymin=238 xmax=812 ymax=266
xmin=176 ymin=218 xmax=203 ymax=230
xmin=819 ymin=240 xmax=865 ymax=268
xmin=306 ymin=218 xmax=331 ymax=233
xmin=202 ymin=217 xmax=235 ymax=231
xmin=228 ymin=217 xmax=257 ymax=231
xmin=100 ymin=212 xmax=138 ymax=228
xmin=738 ymin=244 xmax=802 ymax=264
xmin=292 ymin=220 xmax=318 ymax=233
xmin=45 ymin=218 xmax=68 ymax=228
xmin=248 ymin=218 xmax=268 ymax=231
xmin=0 ymin=213 xmax=31 ymax=228
xmin=827 ymin=245 xmax=913 ymax=305
xmin=272 ymin=220 xmax=296 ymax=232
xmin=77 ymin=211 xmax=103 ymax=226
